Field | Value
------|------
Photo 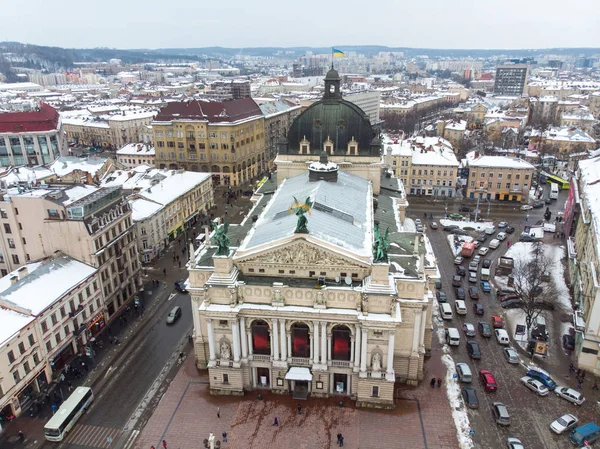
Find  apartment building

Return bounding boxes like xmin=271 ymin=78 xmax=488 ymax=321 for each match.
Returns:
xmin=386 ymin=136 xmax=459 ymax=197
xmin=62 ymin=107 xmax=157 ymax=150
xmin=116 ymin=143 xmax=155 ymax=168
xmin=152 ymin=99 xmax=266 ymax=186
xmin=493 ymin=65 xmax=528 ymax=96
xmin=342 ymin=90 xmax=382 ymax=127
xmin=103 ymin=168 xmax=214 ymax=262
xmin=436 ymin=120 xmax=466 ymax=147
xmin=0 ymin=253 xmax=102 ymax=419
xmin=204 ymin=80 xmax=251 ymax=101
xmin=257 ymin=100 xmax=301 ymax=168
xmin=560 ymin=111 xmax=598 ymax=133
xmin=0 ymin=185 xmax=140 ymax=321
xmin=0 ymin=103 xmax=68 ymax=167
xmin=532 ymin=126 xmax=596 ymax=156
xmin=465 ymin=154 xmax=535 ymax=202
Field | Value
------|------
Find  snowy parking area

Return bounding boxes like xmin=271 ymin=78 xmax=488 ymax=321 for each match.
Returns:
xmin=440 ymin=219 xmax=494 ymax=232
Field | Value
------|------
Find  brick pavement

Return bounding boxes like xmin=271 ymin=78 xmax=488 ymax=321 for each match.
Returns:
xmin=135 ymin=350 xmax=459 ymax=449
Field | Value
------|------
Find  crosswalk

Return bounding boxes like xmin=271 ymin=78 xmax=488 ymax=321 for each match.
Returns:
xmin=63 ymin=424 xmax=123 ymax=448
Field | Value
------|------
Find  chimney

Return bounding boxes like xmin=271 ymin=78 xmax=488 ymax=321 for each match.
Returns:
xmin=10 ymin=275 xmax=18 ymax=284
xmin=17 ymin=266 xmax=28 ymax=278
xmin=137 ymin=144 xmax=142 ymax=152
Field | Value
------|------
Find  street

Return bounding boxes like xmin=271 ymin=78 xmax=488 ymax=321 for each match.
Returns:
xmin=415 ymin=187 xmax=600 ymax=449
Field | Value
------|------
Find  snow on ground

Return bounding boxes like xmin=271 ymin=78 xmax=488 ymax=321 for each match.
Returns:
xmin=440 ymin=219 xmax=494 ymax=232
xmin=446 ymin=235 xmax=474 ymax=257
xmin=431 ymin=297 xmax=474 ymax=449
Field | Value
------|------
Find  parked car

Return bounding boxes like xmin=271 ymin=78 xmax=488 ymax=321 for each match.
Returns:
xmin=505 ymin=226 xmax=515 ymax=234
xmin=507 ymin=437 xmax=524 ymax=449
xmin=468 ymin=272 xmax=477 ymax=283
xmin=454 ymin=256 xmax=464 ymax=265
xmin=473 ymin=254 xmax=481 ymax=264
xmin=526 ymin=369 xmax=557 ymax=390
xmin=436 ymin=291 xmax=447 ymax=303
xmin=496 ymin=232 xmax=507 ymax=241
xmin=554 ymin=386 xmax=585 ymax=405
xmin=467 ymin=340 xmax=481 ymax=359
xmin=478 ymin=321 xmax=492 ymax=337
xmin=482 ymin=259 xmax=491 ymax=269
xmin=533 ymin=201 xmax=544 ymax=208
xmin=480 ymin=280 xmax=491 ymax=293
xmin=503 ymin=347 xmax=519 ymax=364
xmin=501 ymin=299 xmax=523 ymax=309
xmin=549 ymin=413 xmax=579 ymax=434
xmin=479 ymin=369 xmax=498 ymax=391
xmin=462 ymin=387 xmax=479 ymax=409
xmin=498 ymin=221 xmax=508 ymax=229
xmin=499 ymin=293 xmax=520 ymax=302
xmin=476 ymin=234 xmax=488 ymax=243
xmin=174 ymin=281 xmax=188 ymax=293
xmin=520 ymin=204 xmax=533 ymax=211
xmin=449 ymin=213 xmax=464 ymax=220
xmin=473 ymin=240 xmax=481 ymax=249
xmin=469 ymin=261 xmax=479 ymax=272
xmin=456 ymin=362 xmax=472 ymax=383
xmin=495 ymin=328 xmax=510 ymax=344
xmin=519 ymin=233 xmax=535 ymax=242
xmin=491 ymin=315 xmax=504 ymax=328
xmin=562 ymin=334 xmax=575 ymax=350
xmin=478 ymin=247 xmax=489 ymax=256
xmin=451 ymin=229 xmax=468 ymax=236
xmin=473 ymin=303 xmax=484 ymax=315
xmin=415 ymin=219 xmax=422 ymax=226
xmin=166 ymin=305 xmax=182 ymax=324
xmin=468 ymin=286 xmax=480 ymax=300
xmin=520 ymin=376 xmax=549 ymax=396
xmin=459 ymin=206 xmax=471 ymax=212
xmin=416 ymin=225 xmax=424 ymax=233
xmin=443 ymin=225 xmax=459 ymax=232
xmin=435 ymin=279 xmax=442 ymax=290
xmin=492 ymin=402 xmax=511 ymax=426
xmin=430 ymin=221 xmax=438 ymax=229
xmin=452 ymin=275 xmax=462 ymax=287
xmin=456 ymin=265 xmax=466 ymax=276
xmin=545 ymin=197 xmax=552 ymax=204
xmin=463 ymin=323 xmax=476 ymax=336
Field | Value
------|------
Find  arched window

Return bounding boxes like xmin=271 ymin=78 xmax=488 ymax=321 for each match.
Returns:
xmin=331 ymin=325 xmax=351 ymax=361
xmin=291 ymin=322 xmax=310 ymax=358
xmin=251 ymin=320 xmax=271 ymax=355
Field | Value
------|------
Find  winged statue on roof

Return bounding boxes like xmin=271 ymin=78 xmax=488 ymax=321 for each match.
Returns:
xmin=211 ymin=220 xmax=230 ymax=256
xmin=288 ymin=196 xmax=313 ymax=234
xmin=373 ymin=224 xmax=390 ymax=263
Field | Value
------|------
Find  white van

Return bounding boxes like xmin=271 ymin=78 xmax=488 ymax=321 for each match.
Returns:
xmin=480 ymin=267 xmax=490 ymax=281
xmin=446 ymin=328 xmax=460 ymax=346
xmin=485 ymin=227 xmax=495 ymax=235
xmin=489 ymin=238 xmax=501 ymax=249
xmin=495 ymin=328 xmax=510 ymax=345
xmin=439 ymin=303 xmax=453 ymax=320
xmin=455 ymin=300 xmax=467 ymax=315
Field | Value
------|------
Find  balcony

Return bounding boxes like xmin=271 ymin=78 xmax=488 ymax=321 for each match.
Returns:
xmin=68 ymin=305 xmax=84 ymax=318
xmin=330 ymin=360 xmax=352 ymax=368
xmin=290 ymin=357 xmax=311 ymax=366
xmin=251 ymin=354 xmax=271 ymax=363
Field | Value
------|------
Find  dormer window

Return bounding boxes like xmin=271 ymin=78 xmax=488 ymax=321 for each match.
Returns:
xmin=324 ymin=137 xmax=334 ymax=155
xmin=347 ymin=137 xmax=358 ymax=155
xmin=299 ymin=137 xmax=310 ymax=155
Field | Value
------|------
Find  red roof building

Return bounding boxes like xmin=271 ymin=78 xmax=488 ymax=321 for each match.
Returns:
xmin=154 ymin=98 xmax=262 ymax=124
xmin=0 ymin=103 xmax=60 ymax=134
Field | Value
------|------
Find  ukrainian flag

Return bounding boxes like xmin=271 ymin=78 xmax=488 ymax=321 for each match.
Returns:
xmin=333 ymin=48 xmax=345 ymax=57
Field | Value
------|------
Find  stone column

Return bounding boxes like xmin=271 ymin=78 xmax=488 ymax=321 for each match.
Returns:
xmin=420 ymin=307 xmax=427 ymax=347
xmin=327 ymin=333 xmax=332 ymax=363
xmin=240 ymin=317 xmax=248 ymax=359
xmin=272 ymin=318 xmax=280 ymax=361
xmin=287 ymin=333 xmax=292 ymax=359
xmin=207 ymin=318 xmax=216 ymax=361
xmin=321 ymin=321 xmax=327 ymax=364
xmin=354 ymin=324 xmax=361 ymax=370
xmin=387 ymin=331 xmax=396 ymax=376
xmin=360 ymin=328 xmax=368 ymax=372
xmin=279 ymin=319 xmax=287 ymax=361
xmin=350 ymin=337 xmax=355 ymax=364
xmin=313 ymin=321 xmax=320 ymax=364
xmin=247 ymin=329 xmax=253 ymax=356
xmin=412 ymin=310 xmax=422 ymax=354
xmin=231 ymin=319 xmax=241 ymax=362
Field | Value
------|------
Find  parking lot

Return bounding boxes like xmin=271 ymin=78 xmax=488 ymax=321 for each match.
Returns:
xmin=420 ymin=198 xmax=600 ymax=449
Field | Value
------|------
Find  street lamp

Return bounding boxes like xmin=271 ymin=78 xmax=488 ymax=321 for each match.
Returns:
xmin=444 ymin=203 xmax=448 ymax=218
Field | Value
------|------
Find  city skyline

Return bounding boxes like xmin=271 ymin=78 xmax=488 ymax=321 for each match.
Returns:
xmin=3 ymin=0 xmax=599 ymax=51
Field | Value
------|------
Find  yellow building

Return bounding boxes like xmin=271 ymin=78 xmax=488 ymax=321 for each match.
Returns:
xmin=152 ymin=99 xmax=266 ymax=186
xmin=466 ymin=155 xmax=535 ymax=202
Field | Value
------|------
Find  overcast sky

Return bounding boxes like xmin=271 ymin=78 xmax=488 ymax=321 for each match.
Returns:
xmin=3 ymin=0 xmax=599 ymax=50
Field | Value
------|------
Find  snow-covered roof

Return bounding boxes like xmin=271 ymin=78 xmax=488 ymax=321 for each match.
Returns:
xmin=50 ymin=156 xmax=112 ymax=178
xmin=239 ymin=170 xmax=372 ymax=258
xmin=384 ymin=136 xmax=458 ymax=167
xmin=541 ymin=126 xmax=595 ymax=143
xmin=116 ymin=143 xmax=155 ymax=156
xmin=0 ymin=255 xmax=97 ymax=316
xmin=0 ymin=307 xmax=35 ymax=346
xmin=130 ymin=197 xmax=163 ymax=221
xmin=467 ymin=154 xmax=535 ymax=170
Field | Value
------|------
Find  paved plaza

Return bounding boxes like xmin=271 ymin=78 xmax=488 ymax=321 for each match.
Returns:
xmin=135 ymin=342 xmax=458 ymax=449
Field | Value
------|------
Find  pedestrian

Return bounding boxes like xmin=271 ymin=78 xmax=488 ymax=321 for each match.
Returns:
xmin=577 ymin=380 xmax=583 ymax=390
xmin=222 ymin=431 xmax=227 ymax=442
xmin=437 ymin=377 xmax=442 ymax=388
xmin=507 ymin=241 xmax=511 ymax=248
xmin=18 ymin=430 xmax=24 ymax=442
xmin=273 ymin=417 xmax=279 ymax=426
xmin=163 ymin=268 xmax=166 ymax=277
xmin=569 ymin=363 xmax=575 ymax=373
xmin=51 ymin=403 xmax=58 ymax=414
xmin=67 ymin=381 xmax=73 ymax=392
xmin=337 ymin=433 xmax=342 ymax=446
xmin=339 ymin=435 xmax=344 ymax=447
xmin=430 ymin=377 xmax=436 ymax=388
xmin=297 ymin=404 xmax=302 ymax=415
xmin=114 ymin=337 xmax=120 ymax=345
xmin=217 ymin=407 xmax=220 ymax=418
xmin=162 ymin=440 xmax=167 ymax=449
xmin=577 ymin=369 xmax=582 ymax=377
xmin=593 ymin=381 xmax=599 ymax=390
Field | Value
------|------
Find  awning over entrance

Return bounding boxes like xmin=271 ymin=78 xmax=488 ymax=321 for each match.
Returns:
xmin=285 ymin=367 xmax=313 ymax=381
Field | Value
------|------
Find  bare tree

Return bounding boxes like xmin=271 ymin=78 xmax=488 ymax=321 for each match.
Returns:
xmin=510 ymin=242 xmax=557 ymax=337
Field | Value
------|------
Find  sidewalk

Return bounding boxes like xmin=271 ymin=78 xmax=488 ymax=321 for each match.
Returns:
xmin=134 ymin=351 xmax=458 ymax=449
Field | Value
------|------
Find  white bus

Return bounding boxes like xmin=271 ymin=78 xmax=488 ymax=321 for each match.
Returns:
xmin=550 ymin=183 xmax=559 ymax=200
xmin=44 ymin=387 xmax=94 ymax=442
